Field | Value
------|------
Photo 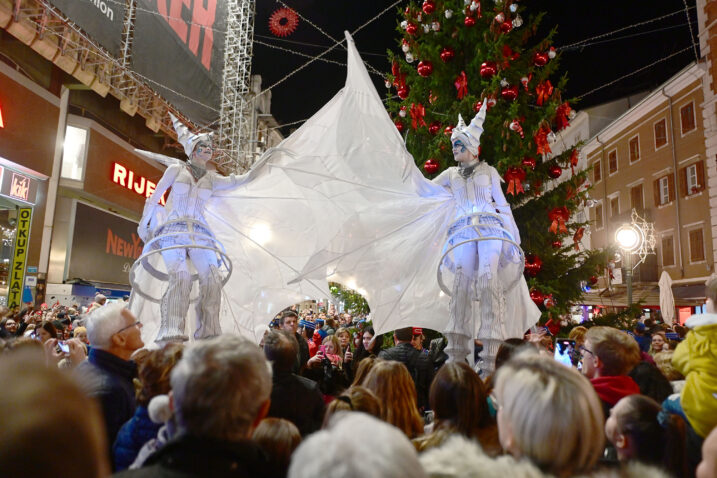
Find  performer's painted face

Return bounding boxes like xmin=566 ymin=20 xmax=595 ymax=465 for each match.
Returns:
xmin=192 ymin=141 xmax=213 ymax=165
xmin=452 ymin=139 xmax=473 ymax=164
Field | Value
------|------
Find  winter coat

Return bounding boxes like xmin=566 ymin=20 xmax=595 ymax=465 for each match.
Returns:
xmin=267 ymin=370 xmax=325 ymax=437
xmin=379 ymin=342 xmax=434 ymax=410
xmin=76 ymin=348 xmax=137 ymax=456
xmin=590 ymin=375 xmax=640 ymax=417
xmin=673 ymin=312 xmax=717 ymax=438
xmin=419 ymin=435 xmax=671 ymax=478
xmin=113 ymin=406 xmax=161 ymax=471
xmin=113 ymin=433 xmax=271 ymax=478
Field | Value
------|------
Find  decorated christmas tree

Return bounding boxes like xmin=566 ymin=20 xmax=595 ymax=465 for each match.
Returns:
xmin=386 ymin=0 xmax=606 ymax=324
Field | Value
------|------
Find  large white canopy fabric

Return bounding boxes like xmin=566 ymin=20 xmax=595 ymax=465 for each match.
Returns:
xmin=659 ymin=270 xmax=675 ymax=325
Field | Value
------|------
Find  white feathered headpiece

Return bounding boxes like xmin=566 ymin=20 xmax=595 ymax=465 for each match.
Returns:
xmin=170 ymin=113 xmax=213 ymax=158
xmin=451 ymin=100 xmax=488 ymax=156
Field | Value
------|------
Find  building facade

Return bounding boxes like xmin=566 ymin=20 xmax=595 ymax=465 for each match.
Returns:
xmin=582 ymin=63 xmax=712 ymax=313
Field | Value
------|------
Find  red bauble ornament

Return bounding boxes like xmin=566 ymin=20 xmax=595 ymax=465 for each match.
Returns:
xmin=494 ymin=12 xmax=505 ymax=23
xmin=548 ymin=164 xmax=562 ymax=179
xmin=422 ymin=0 xmax=436 ymax=14
xmin=444 ymin=125 xmax=454 ymax=136
xmin=464 ymin=16 xmax=476 ymax=27
xmin=543 ymin=295 xmax=555 ymax=308
xmin=423 ymin=158 xmax=439 ymax=174
xmin=551 ymin=240 xmax=562 ymax=249
xmin=397 ymin=86 xmax=410 ymax=100
xmin=480 ymin=61 xmax=497 ymax=78
xmin=417 ymin=60 xmax=433 ymax=77
xmin=522 ymin=156 xmax=537 ymax=170
xmin=428 ymin=121 xmax=441 ymax=135
xmin=530 ymin=288 xmax=545 ymax=308
xmin=499 ymin=21 xmax=513 ymax=33
xmin=524 ymin=254 xmax=543 ymax=277
xmin=501 ymin=85 xmax=519 ymax=101
xmin=440 ymin=47 xmax=455 ymax=62
xmin=533 ymin=52 xmax=549 ymax=67
xmin=394 ymin=120 xmax=405 ymax=132
xmin=406 ymin=22 xmax=419 ymax=35
xmin=589 ymin=275 xmax=599 ymax=285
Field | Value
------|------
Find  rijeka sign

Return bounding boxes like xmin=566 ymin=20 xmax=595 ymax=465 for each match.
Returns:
xmin=112 ymin=163 xmax=166 ymax=205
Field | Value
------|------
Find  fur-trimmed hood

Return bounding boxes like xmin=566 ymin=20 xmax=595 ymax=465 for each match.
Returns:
xmin=419 ymin=435 xmax=670 ymax=478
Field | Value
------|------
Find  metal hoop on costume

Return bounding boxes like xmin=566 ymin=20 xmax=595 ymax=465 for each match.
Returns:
xmin=437 ymin=212 xmax=525 ymax=298
xmin=129 ymin=218 xmax=233 ymax=303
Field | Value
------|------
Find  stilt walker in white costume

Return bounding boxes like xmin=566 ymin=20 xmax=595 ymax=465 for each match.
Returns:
xmin=134 ymin=114 xmax=249 ymax=343
xmin=433 ymin=104 xmax=524 ymax=370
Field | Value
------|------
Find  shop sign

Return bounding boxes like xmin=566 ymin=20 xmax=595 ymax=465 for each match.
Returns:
xmin=68 ymin=203 xmax=144 ymax=285
xmin=7 ymin=208 xmax=32 ymax=309
xmin=112 ymin=162 xmax=166 ymax=205
xmin=0 ymin=170 xmax=38 ymax=205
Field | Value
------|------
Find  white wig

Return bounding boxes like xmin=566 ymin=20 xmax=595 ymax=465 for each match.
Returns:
xmin=86 ymin=301 xmax=127 ymax=349
xmin=450 ymin=100 xmax=488 ymax=156
xmin=288 ymin=412 xmax=427 ymax=478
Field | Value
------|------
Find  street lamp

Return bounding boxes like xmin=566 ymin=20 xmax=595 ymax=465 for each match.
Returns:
xmin=615 ymin=224 xmax=641 ymax=306
xmin=614 ymin=210 xmax=655 ymax=307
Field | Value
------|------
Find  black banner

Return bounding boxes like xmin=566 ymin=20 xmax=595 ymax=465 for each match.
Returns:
xmin=132 ymin=0 xmax=227 ymax=124
xmin=47 ymin=0 xmax=126 ymax=57
xmin=68 ymin=203 xmax=143 ymax=285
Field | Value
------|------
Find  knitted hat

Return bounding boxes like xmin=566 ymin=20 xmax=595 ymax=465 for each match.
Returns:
xmin=299 ymin=319 xmax=316 ymax=331
xmin=317 ymin=329 xmax=328 ymax=340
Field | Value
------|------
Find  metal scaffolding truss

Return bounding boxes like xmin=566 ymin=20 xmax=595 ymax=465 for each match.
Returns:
xmin=1 ymin=0 xmax=259 ymax=172
xmin=217 ymin=0 xmax=255 ymax=172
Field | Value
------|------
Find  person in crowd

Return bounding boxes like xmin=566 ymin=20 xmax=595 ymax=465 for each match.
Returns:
xmin=672 ymin=275 xmax=717 ymax=441
xmin=697 ymin=426 xmax=717 ymax=478
xmin=0 ymin=351 xmax=110 ymax=478
xmin=281 ymin=310 xmax=309 ymax=373
xmin=632 ymin=322 xmax=651 ymax=353
xmin=363 ymin=359 xmax=424 ymax=438
xmin=628 ymin=361 xmax=674 ymax=404
xmin=298 ymin=319 xmax=318 ymax=357
xmin=415 ymin=362 xmax=501 ymax=456
xmin=605 ymin=394 xmax=687 ymax=477
xmin=428 ymin=336 xmax=448 ymax=372
xmin=653 ymin=350 xmax=684 ymax=384
xmin=115 ymin=335 xmax=272 ymax=477
xmin=264 ymin=330 xmax=325 ymax=436
xmin=568 ymin=325 xmax=588 ymax=348
xmin=493 ymin=354 xmax=604 ymax=477
xmin=76 ymin=302 xmax=144 ymax=456
xmin=649 ymin=331 xmax=669 ymax=356
xmin=351 ymin=355 xmax=377 ymax=386
xmin=288 ymin=413 xmax=427 ymax=478
xmin=581 ymin=326 xmax=641 ymax=417
xmin=87 ymin=293 xmax=108 ymax=314
xmin=0 ymin=317 xmax=17 ymax=338
xmin=322 ymin=385 xmax=383 ymax=427
xmin=335 ymin=326 xmax=353 ymax=362
xmin=113 ymin=343 xmax=184 ymax=471
xmin=379 ymin=326 xmax=434 ymax=411
xmin=353 ymin=326 xmax=381 ymax=367
xmin=252 ymin=418 xmax=301 ymax=478
xmin=322 ymin=317 xmax=337 ymax=335
xmin=36 ymin=320 xmax=58 ymax=343
xmin=74 ymin=325 xmax=90 ymax=345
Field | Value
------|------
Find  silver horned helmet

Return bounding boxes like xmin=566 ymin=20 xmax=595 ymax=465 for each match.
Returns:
xmin=169 ymin=113 xmax=214 ymax=158
xmin=450 ymin=100 xmax=488 ymax=156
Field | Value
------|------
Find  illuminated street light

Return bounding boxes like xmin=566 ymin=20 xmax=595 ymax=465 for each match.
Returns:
xmin=615 ymin=224 xmax=641 ymax=252
xmin=614 ymin=210 xmax=655 ymax=307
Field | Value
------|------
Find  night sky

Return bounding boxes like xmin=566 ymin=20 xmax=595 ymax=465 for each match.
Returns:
xmin=252 ymin=1 xmax=699 ymax=136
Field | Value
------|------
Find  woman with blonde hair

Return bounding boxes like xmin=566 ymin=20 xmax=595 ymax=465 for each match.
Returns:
xmin=493 ymin=354 xmax=604 ymax=477
xmin=322 ymin=386 xmax=382 ymax=428
xmin=363 ymin=360 xmax=423 ymax=438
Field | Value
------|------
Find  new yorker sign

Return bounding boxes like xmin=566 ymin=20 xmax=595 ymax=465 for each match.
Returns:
xmin=68 ymin=203 xmax=144 ymax=285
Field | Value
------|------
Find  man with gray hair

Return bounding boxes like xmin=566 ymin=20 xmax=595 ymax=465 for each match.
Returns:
xmin=76 ymin=302 xmax=144 ymax=457
xmin=115 ymin=335 xmax=272 ymax=477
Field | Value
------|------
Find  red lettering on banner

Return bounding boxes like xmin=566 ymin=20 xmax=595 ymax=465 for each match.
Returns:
xmin=112 ymin=163 xmax=167 ymax=205
xmin=106 ymin=228 xmax=143 ymax=259
xmin=157 ymin=0 xmax=216 ymax=71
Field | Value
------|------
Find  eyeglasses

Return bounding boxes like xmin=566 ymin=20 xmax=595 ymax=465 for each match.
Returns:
xmin=114 ymin=321 xmax=142 ymax=335
xmin=579 ymin=345 xmax=594 ymax=359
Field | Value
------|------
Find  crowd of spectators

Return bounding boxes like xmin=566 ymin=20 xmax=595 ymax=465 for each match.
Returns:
xmin=1 ymin=281 xmax=717 ymax=478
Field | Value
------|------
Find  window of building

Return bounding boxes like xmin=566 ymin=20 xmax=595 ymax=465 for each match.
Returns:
xmin=654 ymin=174 xmax=675 ymax=206
xmin=629 ymin=136 xmax=640 ymax=163
xmin=593 ymin=159 xmax=601 ymax=183
xmin=608 ymin=150 xmax=618 ymax=174
xmin=659 ymin=176 xmax=669 ymax=204
xmin=630 ymin=184 xmax=644 ymax=211
xmin=687 ymin=164 xmax=698 ymax=193
xmin=661 ymin=235 xmax=674 ymax=267
xmin=610 ymin=196 xmax=619 ymax=217
xmin=654 ymin=119 xmax=667 ymax=149
xmin=689 ymin=228 xmax=705 ymax=262
xmin=61 ymin=125 xmax=89 ymax=181
xmin=679 ymin=161 xmax=705 ymax=196
xmin=595 ymin=203 xmax=603 ymax=230
xmin=680 ymin=102 xmax=696 ymax=135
